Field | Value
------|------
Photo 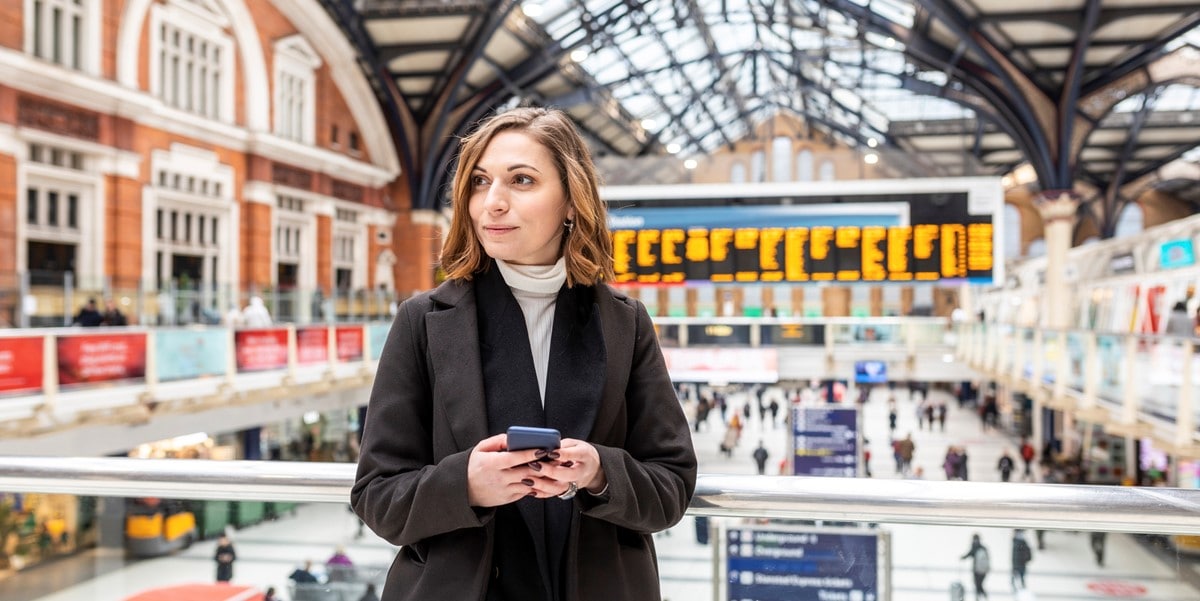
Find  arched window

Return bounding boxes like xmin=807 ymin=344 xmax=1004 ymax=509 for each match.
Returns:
xmin=771 ymin=136 xmax=792 ymax=182
xmin=750 ymin=151 xmax=766 ymax=182
xmin=796 ymin=150 xmax=814 ymax=182
xmin=730 ymin=162 xmax=747 ymax=184
xmin=818 ymin=160 xmax=835 ymax=181
xmin=1003 ymin=204 xmax=1022 ymax=259
xmin=1113 ymin=202 xmax=1144 ymax=238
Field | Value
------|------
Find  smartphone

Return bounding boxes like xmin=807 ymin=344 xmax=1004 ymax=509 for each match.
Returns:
xmin=506 ymin=426 xmax=561 ymax=454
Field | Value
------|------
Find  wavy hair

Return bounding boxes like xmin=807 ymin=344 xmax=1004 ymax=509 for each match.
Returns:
xmin=439 ymin=107 xmax=614 ymax=287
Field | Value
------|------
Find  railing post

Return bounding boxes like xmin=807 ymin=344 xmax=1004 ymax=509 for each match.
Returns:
xmin=1053 ymin=330 xmax=1068 ymax=404
xmin=41 ymin=334 xmax=58 ymax=417
xmin=1176 ymin=340 xmax=1194 ymax=450
xmin=224 ymin=326 xmax=237 ymax=390
xmin=1121 ymin=336 xmax=1139 ymax=426
xmin=18 ymin=271 xmax=30 ymax=328
xmin=143 ymin=330 xmax=158 ymax=398
xmin=327 ymin=322 xmax=338 ymax=374
xmin=286 ymin=324 xmax=298 ymax=383
xmin=1030 ymin=329 xmax=1044 ymax=392
xmin=1081 ymin=332 xmax=1099 ymax=411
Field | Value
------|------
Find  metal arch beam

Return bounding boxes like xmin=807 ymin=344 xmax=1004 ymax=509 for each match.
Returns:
xmin=815 ymin=0 xmax=1056 ymax=185
xmin=1097 ymin=88 xmax=1161 ymax=237
xmin=1055 ymin=0 xmax=1101 ymax=186
xmin=318 ymin=0 xmax=417 ymax=187
xmin=757 ymin=53 xmax=893 ymax=146
xmin=416 ymin=0 xmax=522 ymax=210
xmin=1083 ymin=12 xmax=1200 ymax=94
xmin=980 ymin=5 xmax=1194 ymax=25
xmin=913 ymin=0 xmax=1058 ymax=186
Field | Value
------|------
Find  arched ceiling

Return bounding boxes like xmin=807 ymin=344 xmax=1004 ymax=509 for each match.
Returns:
xmin=321 ymin=0 xmax=1200 ymax=223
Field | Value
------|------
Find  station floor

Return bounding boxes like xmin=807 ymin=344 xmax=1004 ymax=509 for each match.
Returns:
xmin=2 ymin=385 xmax=1199 ymax=601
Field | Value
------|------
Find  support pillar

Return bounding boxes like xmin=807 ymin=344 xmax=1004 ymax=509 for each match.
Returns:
xmin=1032 ymin=192 xmax=1079 ymax=455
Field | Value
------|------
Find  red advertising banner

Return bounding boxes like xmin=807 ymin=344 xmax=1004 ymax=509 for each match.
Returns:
xmin=57 ymin=333 xmax=147 ymax=386
xmin=235 ymin=329 xmax=289 ymax=372
xmin=0 ymin=337 xmax=44 ymax=395
xmin=297 ymin=327 xmax=329 ymax=365
xmin=336 ymin=326 xmax=364 ymax=362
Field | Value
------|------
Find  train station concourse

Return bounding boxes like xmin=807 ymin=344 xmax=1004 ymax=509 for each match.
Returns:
xmin=1 ymin=1 xmax=1200 ymax=600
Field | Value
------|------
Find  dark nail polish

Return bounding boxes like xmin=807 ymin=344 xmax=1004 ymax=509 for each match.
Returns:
xmin=534 ymin=449 xmax=548 ymax=458
xmin=527 ymin=491 xmax=537 ymax=497
xmin=522 ymin=478 xmax=535 ymax=486
xmin=528 ymin=461 xmax=543 ymax=471
xmin=560 ymin=460 xmax=574 ymax=468
xmin=547 ymin=452 xmax=560 ymax=460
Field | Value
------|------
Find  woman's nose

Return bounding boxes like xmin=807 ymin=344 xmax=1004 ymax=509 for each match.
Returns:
xmin=483 ymin=183 xmax=508 ymax=211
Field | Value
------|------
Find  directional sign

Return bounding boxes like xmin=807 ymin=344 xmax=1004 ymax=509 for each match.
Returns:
xmin=725 ymin=525 xmax=882 ymax=601
xmin=792 ymin=405 xmax=860 ymax=477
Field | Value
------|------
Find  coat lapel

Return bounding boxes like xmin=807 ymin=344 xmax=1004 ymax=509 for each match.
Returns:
xmin=425 ymin=279 xmax=488 ymax=454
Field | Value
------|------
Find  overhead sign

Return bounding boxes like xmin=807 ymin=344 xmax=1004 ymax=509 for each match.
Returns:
xmin=724 ymin=525 xmax=882 ymax=601
xmin=1160 ymin=239 xmax=1195 ymax=270
xmin=792 ymin=405 xmax=860 ymax=477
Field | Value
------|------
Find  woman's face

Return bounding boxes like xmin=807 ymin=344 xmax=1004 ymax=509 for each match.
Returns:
xmin=468 ymin=130 xmax=573 ymax=266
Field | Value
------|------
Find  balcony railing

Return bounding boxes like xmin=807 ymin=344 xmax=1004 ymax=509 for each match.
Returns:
xmin=0 ymin=457 xmax=1197 ymax=535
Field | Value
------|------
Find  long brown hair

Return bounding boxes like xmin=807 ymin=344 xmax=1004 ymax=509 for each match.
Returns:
xmin=439 ymin=107 xmax=614 ymax=287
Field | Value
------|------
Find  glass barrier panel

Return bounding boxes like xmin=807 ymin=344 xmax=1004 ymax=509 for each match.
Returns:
xmin=1096 ymin=334 xmax=1125 ymax=406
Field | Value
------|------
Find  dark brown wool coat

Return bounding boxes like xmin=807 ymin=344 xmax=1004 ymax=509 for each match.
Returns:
xmin=352 ymin=276 xmax=697 ymax=601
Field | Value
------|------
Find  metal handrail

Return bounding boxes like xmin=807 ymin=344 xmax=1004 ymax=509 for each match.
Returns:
xmin=1 ymin=457 xmax=1197 ymax=534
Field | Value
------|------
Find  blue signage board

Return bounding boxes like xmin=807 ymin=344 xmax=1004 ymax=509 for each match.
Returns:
xmin=367 ymin=323 xmax=391 ymax=361
xmin=725 ymin=526 xmax=881 ymax=601
xmin=1160 ymin=239 xmax=1195 ymax=270
xmin=155 ymin=329 xmax=228 ymax=382
xmin=792 ymin=405 xmax=860 ymax=477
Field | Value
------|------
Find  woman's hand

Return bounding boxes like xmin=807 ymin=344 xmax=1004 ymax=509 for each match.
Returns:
xmin=466 ymin=434 xmax=546 ymax=507
xmin=534 ymin=438 xmax=607 ymax=496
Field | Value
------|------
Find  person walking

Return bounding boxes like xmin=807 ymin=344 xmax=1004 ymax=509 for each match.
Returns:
xmin=997 ymin=450 xmax=1016 ymax=483
xmin=936 ymin=401 xmax=947 ymax=432
xmin=1090 ymin=531 xmax=1107 ymax=567
xmin=887 ymin=396 xmax=898 ymax=433
xmin=961 ymin=533 xmax=990 ymax=601
xmin=896 ymin=433 xmax=915 ymax=476
xmin=1019 ymin=438 xmax=1036 ymax=480
xmin=214 ymin=534 xmax=236 ymax=583
xmin=752 ymin=441 xmax=769 ymax=475
xmin=1011 ymin=529 xmax=1032 ymax=591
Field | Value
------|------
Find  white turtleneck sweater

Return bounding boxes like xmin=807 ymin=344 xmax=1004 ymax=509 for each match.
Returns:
xmin=495 ymin=258 xmax=566 ymax=406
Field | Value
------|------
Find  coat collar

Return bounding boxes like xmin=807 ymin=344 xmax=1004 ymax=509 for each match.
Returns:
xmin=424 ymin=277 xmax=489 ymax=452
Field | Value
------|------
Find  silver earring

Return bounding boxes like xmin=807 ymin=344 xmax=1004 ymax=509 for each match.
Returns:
xmin=564 ymin=219 xmax=574 ymax=233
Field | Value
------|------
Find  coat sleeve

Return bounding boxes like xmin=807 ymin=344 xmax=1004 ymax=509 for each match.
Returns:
xmin=579 ymin=299 xmax=697 ymax=532
xmin=351 ymin=299 xmax=494 ymax=546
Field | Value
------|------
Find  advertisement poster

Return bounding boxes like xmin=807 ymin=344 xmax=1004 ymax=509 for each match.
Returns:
xmin=792 ymin=405 xmax=860 ymax=477
xmin=0 ymin=337 xmax=44 ymax=395
xmin=661 ymin=348 xmax=779 ymax=383
xmin=57 ymin=333 xmax=147 ymax=386
xmin=725 ymin=525 xmax=881 ymax=601
xmin=336 ymin=326 xmax=364 ymax=362
xmin=296 ymin=327 xmax=329 ymax=365
xmin=235 ymin=329 xmax=289 ymax=372
xmin=155 ymin=330 xmax=227 ymax=382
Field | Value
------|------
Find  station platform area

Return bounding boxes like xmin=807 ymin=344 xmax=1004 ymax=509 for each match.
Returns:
xmin=2 ymin=386 xmax=1197 ymax=601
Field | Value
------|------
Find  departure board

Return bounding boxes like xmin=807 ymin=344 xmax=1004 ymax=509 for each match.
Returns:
xmin=611 ymin=223 xmax=994 ymax=284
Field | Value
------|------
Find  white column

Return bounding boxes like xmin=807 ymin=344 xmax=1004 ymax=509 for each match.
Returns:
xmin=1034 ymin=192 xmax=1079 ymax=451
xmin=1175 ymin=341 xmax=1194 ymax=450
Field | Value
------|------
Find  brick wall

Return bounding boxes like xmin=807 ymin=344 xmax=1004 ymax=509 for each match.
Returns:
xmin=316 ymin=213 xmax=330 ymax=293
xmin=106 ymin=174 xmax=143 ymax=290
xmin=0 ymin=1 xmax=21 ymax=52
xmin=393 ymin=213 xmax=440 ymax=295
xmin=242 ymin=202 xmax=273 ymax=291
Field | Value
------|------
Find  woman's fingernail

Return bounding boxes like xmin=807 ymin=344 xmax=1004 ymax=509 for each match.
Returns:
xmin=527 ymin=491 xmax=537 ymax=497
xmin=528 ymin=461 xmax=543 ymax=471
xmin=522 ymin=478 xmax=535 ymax=486
xmin=547 ymin=452 xmax=561 ymax=460
xmin=534 ymin=449 xmax=548 ymax=458
xmin=560 ymin=460 xmax=574 ymax=468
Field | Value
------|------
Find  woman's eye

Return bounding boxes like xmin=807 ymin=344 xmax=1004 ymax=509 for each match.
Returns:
xmin=471 ymin=175 xmax=489 ymax=187
xmin=513 ymin=174 xmax=534 ymax=186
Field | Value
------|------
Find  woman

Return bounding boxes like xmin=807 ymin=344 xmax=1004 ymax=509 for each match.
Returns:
xmin=352 ymin=107 xmax=697 ymax=601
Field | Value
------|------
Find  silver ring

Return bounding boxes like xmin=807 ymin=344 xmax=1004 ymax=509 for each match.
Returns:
xmin=557 ymin=481 xmax=578 ymax=500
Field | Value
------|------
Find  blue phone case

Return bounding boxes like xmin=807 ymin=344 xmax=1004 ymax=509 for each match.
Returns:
xmin=507 ymin=426 xmax=561 ymax=452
